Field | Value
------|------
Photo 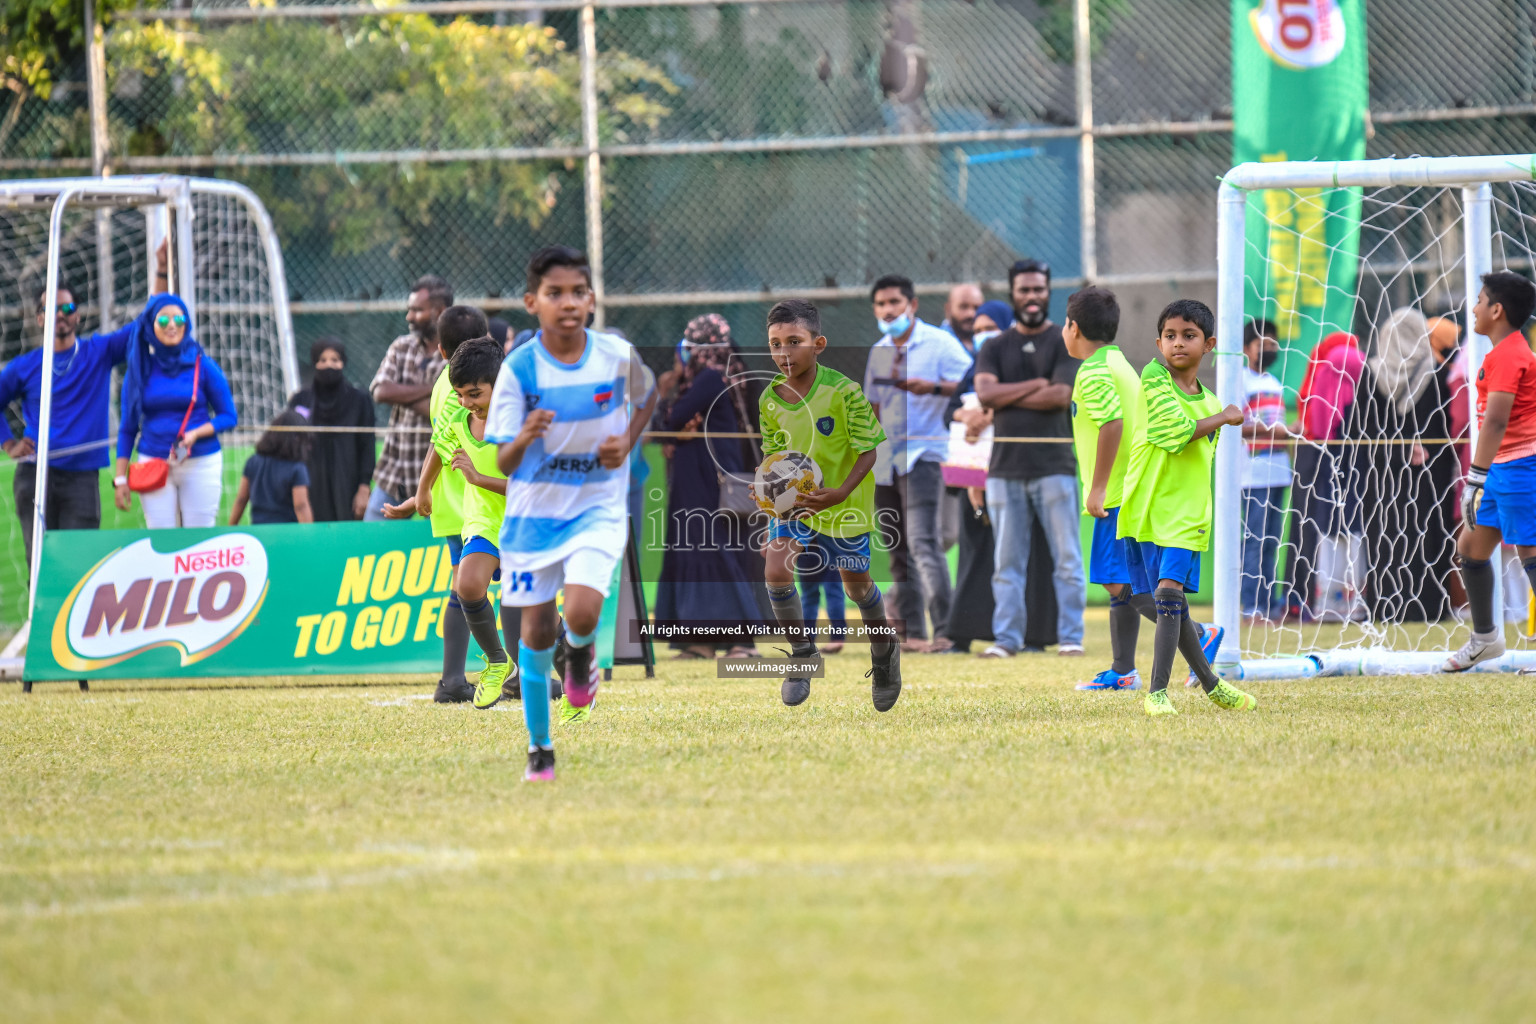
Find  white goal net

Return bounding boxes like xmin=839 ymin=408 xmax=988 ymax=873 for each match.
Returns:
xmin=1215 ymin=156 xmax=1536 ymax=679
xmin=0 ymin=176 xmax=298 ymax=651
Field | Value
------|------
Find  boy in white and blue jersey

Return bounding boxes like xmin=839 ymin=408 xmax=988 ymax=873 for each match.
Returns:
xmin=485 ymin=246 xmax=655 ymax=782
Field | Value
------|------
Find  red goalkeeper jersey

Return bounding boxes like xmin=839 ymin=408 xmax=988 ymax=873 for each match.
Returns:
xmin=1476 ymin=330 xmax=1536 ymax=462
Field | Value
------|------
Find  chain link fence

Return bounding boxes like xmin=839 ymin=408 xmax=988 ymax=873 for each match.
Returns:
xmin=0 ymin=1 xmax=1531 ymax=394
xmin=6 ymin=0 xmax=1536 ymax=377
xmin=4 ymin=0 xmax=1536 ymax=644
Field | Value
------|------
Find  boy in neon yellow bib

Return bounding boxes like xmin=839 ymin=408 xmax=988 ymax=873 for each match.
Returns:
xmin=1063 ymin=285 xmax=1147 ymax=692
xmin=1117 ymin=299 xmax=1256 ymax=717
xmin=384 ymin=306 xmax=488 ymax=703
xmin=412 ymin=337 xmax=515 ymax=709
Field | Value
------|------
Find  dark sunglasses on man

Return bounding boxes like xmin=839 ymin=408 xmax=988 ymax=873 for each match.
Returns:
xmin=1009 ymin=259 xmax=1050 ymax=279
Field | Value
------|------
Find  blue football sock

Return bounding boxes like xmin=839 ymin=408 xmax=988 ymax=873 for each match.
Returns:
xmin=519 ymin=641 xmax=555 ymax=750
xmin=567 ymin=628 xmax=596 ymax=649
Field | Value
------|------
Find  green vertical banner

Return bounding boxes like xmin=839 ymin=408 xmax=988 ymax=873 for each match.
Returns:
xmin=1233 ymin=0 xmax=1369 ymax=393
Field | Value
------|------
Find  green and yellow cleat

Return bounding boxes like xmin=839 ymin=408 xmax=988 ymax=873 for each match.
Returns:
xmin=1144 ymin=690 xmax=1178 ymax=717
xmin=558 ymin=693 xmax=592 ymax=724
xmin=1207 ymin=680 xmax=1258 ymax=711
xmin=473 ymin=656 xmax=514 ymax=710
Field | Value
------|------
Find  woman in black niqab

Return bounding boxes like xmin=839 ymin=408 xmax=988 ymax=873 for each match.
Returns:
xmin=287 ymin=337 xmax=377 ymax=521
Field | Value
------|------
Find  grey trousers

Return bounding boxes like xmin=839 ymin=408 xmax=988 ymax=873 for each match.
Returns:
xmin=14 ymin=462 xmax=102 ymax=566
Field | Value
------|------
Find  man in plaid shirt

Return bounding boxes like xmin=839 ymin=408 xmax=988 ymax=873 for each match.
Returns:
xmin=363 ymin=275 xmax=452 ymax=520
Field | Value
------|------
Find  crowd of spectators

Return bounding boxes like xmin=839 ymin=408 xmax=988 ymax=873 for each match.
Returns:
xmin=5 ymin=260 xmax=1525 ymax=637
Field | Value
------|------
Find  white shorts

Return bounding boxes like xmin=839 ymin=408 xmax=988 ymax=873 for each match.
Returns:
xmin=499 ymin=547 xmax=619 ymax=607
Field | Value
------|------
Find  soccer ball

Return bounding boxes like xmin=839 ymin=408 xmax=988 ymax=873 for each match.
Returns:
xmin=754 ymin=451 xmax=824 ymax=519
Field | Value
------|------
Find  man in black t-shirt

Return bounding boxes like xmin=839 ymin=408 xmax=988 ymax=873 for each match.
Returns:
xmin=973 ymin=259 xmax=1087 ymax=657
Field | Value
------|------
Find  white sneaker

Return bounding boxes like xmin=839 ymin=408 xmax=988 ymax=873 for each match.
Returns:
xmin=980 ymin=645 xmax=1014 ymax=658
xmin=1443 ymin=630 xmax=1506 ymax=672
xmin=1057 ymin=644 xmax=1084 ymax=657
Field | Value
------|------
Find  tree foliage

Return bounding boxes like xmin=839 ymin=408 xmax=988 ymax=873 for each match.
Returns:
xmin=2 ymin=6 xmax=676 ymax=264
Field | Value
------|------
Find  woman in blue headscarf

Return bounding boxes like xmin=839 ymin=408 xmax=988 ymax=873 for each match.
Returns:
xmin=114 ymin=294 xmax=238 ymax=528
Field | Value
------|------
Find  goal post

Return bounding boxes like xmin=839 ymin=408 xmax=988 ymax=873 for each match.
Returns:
xmin=1214 ymin=155 xmax=1536 ymax=679
xmin=0 ymin=175 xmax=298 ymax=655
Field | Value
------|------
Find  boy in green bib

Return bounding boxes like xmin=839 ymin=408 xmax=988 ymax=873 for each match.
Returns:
xmin=1117 ymin=299 xmax=1257 ymax=716
xmin=1062 ymin=285 xmax=1149 ymax=691
xmin=757 ymin=299 xmax=900 ymax=711
xmin=384 ymin=305 xmax=480 ymax=703
xmin=403 ymin=337 xmax=516 ymax=709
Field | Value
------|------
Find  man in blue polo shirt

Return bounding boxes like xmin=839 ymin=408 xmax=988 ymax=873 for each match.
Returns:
xmin=864 ymin=273 xmax=974 ymax=649
xmin=1 ymin=251 xmax=166 ymax=562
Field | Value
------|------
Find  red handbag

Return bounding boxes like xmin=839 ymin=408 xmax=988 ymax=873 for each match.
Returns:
xmin=128 ymin=356 xmax=201 ymax=494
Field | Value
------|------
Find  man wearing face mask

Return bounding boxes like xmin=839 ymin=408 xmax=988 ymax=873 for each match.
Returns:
xmin=864 ymin=274 xmax=975 ymax=650
xmin=1240 ymin=319 xmax=1292 ymax=622
xmin=973 ymin=258 xmax=1085 ymax=657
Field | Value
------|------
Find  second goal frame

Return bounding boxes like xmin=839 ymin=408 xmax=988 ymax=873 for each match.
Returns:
xmin=1214 ymin=155 xmax=1536 ymax=680
xmin=0 ymin=174 xmax=299 ymax=642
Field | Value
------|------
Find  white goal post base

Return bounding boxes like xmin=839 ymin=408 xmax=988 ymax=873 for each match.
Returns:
xmin=1214 ymin=155 xmax=1536 ymax=681
xmin=1226 ymin=649 xmax=1536 ymax=681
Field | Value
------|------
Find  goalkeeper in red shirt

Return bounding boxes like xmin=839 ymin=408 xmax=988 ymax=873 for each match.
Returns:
xmin=1445 ymin=271 xmax=1536 ymax=671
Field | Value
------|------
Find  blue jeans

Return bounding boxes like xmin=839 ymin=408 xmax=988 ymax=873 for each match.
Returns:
xmin=985 ymin=474 xmax=1086 ymax=650
xmin=1241 ymin=486 xmax=1287 ymax=615
xmin=363 ymin=483 xmax=409 ymax=522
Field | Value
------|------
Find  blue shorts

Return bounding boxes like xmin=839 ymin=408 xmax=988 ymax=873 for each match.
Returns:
xmin=1126 ymin=540 xmax=1201 ymax=595
xmin=445 ymin=535 xmax=464 ymax=567
xmin=1476 ymin=454 xmax=1536 ymax=545
xmin=768 ymin=517 xmax=872 ymax=574
xmin=1088 ymin=508 xmax=1133 ymax=587
xmin=457 ymin=535 xmax=501 ymax=581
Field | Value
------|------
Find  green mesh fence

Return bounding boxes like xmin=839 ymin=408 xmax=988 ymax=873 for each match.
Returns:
xmin=6 ymin=0 xmax=1536 ymax=640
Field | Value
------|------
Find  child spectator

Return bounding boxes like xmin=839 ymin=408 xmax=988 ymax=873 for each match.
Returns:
xmin=1241 ymin=319 xmax=1291 ymax=621
xmin=231 ymin=410 xmax=313 ymax=525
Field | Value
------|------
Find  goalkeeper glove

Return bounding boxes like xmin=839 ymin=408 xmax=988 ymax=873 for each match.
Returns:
xmin=1460 ymin=464 xmax=1488 ymax=533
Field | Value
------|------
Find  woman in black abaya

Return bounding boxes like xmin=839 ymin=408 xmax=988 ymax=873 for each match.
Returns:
xmin=287 ymin=337 xmax=376 ymax=522
xmin=1349 ymin=308 xmax=1457 ymax=623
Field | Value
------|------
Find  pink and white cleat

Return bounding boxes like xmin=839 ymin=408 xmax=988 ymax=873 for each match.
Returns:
xmin=563 ymin=640 xmax=601 ymax=709
xmin=524 ymin=747 xmax=556 ymax=782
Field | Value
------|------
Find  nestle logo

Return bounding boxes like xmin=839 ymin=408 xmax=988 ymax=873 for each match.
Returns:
xmin=174 ymin=546 xmax=246 ymax=574
xmin=54 ymin=534 xmax=269 ymax=671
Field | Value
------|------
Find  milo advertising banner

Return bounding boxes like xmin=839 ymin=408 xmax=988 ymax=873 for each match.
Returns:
xmin=24 ymin=521 xmax=650 ymax=682
xmin=1233 ymin=0 xmax=1369 ymax=393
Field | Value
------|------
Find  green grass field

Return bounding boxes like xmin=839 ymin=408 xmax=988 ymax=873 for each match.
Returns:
xmin=4 ymin=610 xmax=1535 ymax=1023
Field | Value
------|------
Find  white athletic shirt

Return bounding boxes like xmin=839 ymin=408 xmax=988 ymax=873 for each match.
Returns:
xmin=1241 ymin=365 xmax=1291 ymax=489
xmin=485 ymin=330 xmax=652 ymax=569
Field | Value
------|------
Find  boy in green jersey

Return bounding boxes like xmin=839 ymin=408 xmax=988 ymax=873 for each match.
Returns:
xmin=390 ymin=336 xmax=517 ymax=709
xmin=384 ymin=305 xmax=478 ymax=703
xmin=757 ymin=299 xmax=900 ymax=711
xmin=1116 ymin=299 xmax=1257 ymax=716
xmin=1063 ymin=286 xmax=1150 ymax=691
